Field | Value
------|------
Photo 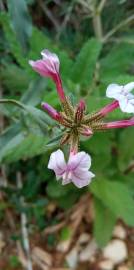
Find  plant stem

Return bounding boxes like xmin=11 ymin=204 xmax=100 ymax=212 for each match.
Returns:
xmin=103 ymin=14 xmax=134 ymax=43
xmin=92 ymin=11 xmax=103 ymax=40
xmin=0 ymin=98 xmax=25 ymax=109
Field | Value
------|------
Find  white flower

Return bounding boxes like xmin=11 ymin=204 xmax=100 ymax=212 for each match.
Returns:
xmin=48 ymin=149 xmax=95 ymax=188
xmin=106 ymin=82 xmax=134 ymax=113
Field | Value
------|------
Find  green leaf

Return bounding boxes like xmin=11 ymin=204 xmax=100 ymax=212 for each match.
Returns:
xmin=118 ymin=127 xmax=134 ymax=170
xmin=21 ymin=78 xmax=47 ymax=106
xmin=71 ymin=38 xmax=102 ymax=87
xmin=47 ymin=180 xmax=69 ymax=198
xmin=7 ymin=0 xmax=32 ymax=50
xmin=0 ymin=123 xmax=21 ymax=151
xmin=0 ymin=13 xmax=28 ymax=69
xmin=90 ymin=179 xmax=134 ymax=226
xmin=0 ymin=64 xmax=30 ymax=93
xmin=46 ymin=134 xmax=63 ymax=148
xmin=1 ymin=133 xmax=48 ymax=163
xmin=93 ymin=198 xmax=116 ymax=247
xmin=101 ymin=43 xmax=134 ymax=82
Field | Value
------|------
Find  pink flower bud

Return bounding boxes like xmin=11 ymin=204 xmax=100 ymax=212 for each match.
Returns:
xmin=29 ymin=49 xmax=65 ymax=102
xmin=41 ymin=102 xmax=62 ymax=121
xmin=103 ymin=118 xmax=134 ymax=129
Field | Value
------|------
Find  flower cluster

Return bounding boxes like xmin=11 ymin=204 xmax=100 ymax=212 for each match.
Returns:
xmin=29 ymin=50 xmax=134 ymax=188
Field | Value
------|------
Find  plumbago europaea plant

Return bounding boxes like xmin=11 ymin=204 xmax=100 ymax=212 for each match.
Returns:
xmin=29 ymin=50 xmax=134 ymax=188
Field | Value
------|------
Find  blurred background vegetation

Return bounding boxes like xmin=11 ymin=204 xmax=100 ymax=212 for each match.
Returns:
xmin=0 ymin=0 xmax=134 ymax=269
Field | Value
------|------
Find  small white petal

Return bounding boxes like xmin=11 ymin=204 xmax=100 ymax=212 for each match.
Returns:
xmin=41 ymin=49 xmax=60 ymax=72
xmin=106 ymin=84 xmax=123 ymax=99
xmin=119 ymin=96 xmax=134 ymax=113
xmin=71 ymin=170 xmax=95 ymax=188
xmin=28 ymin=60 xmax=35 ymax=66
xmin=48 ymin=150 xmax=66 ymax=176
xmin=124 ymin=82 xmax=134 ymax=93
xmin=68 ymin=152 xmax=91 ymax=170
xmin=62 ymin=171 xmax=72 ymax=185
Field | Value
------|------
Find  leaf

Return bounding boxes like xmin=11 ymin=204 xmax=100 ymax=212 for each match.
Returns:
xmin=7 ymin=0 xmax=32 ymax=50
xmin=46 ymin=134 xmax=63 ymax=148
xmin=0 ymin=64 xmax=30 ymax=93
xmin=101 ymin=43 xmax=134 ymax=82
xmin=47 ymin=180 xmax=70 ymax=198
xmin=24 ymin=105 xmax=54 ymax=128
xmin=71 ymin=38 xmax=102 ymax=87
xmin=21 ymin=78 xmax=47 ymax=106
xmin=0 ymin=123 xmax=21 ymax=151
xmin=93 ymin=198 xmax=116 ymax=247
xmin=90 ymin=179 xmax=134 ymax=226
xmin=0 ymin=13 xmax=28 ymax=69
xmin=118 ymin=127 xmax=134 ymax=170
xmin=1 ymin=133 xmax=48 ymax=163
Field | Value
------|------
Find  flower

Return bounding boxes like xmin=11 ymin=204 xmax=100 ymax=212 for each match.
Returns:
xmin=29 ymin=49 xmax=65 ymax=102
xmin=100 ymin=118 xmax=134 ymax=129
xmin=41 ymin=102 xmax=62 ymax=121
xmin=106 ymin=82 xmax=134 ymax=113
xmin=29 ymin=48 xmax=134 ymax=188
xmin=48 ymin=149 xmax=95 ymax=188
xmin=29 ymin=49 xmax=60 ymax=78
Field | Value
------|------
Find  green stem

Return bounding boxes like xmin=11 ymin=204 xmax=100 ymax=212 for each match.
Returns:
xmin=0 ymin=99 xmax=26 ymax=110
xmin=103 ymin=14 xmax=134 ymax=43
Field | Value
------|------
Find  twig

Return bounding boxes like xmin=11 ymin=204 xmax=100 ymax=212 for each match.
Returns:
xmin=90 ymin=0 xmax=105 ymax=41
xmin=98 ymin=0 xmax=107 ymax=13
xmin=39 ymin=0 xmax=60 ymax=31
xmin=103 ymin=14 xmax=134 ymax=43
xmin=17 ymin=171 xmax=33 ymax=270
xmin=0 ymin=0 xmax=5 ymax=11
xmin=92 ymin=11 xmax=103 ymax=40
xmin=106 ymin=37 xmax=134 ymax=45
xmin=56 ymin=2 xmax=74 ymax=40
xmin=124 ymin=162 xmax=134 ymax=175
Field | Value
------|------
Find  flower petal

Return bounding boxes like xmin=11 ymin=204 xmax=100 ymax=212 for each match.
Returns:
xmin=106 ymin=84 xmax=123 ymax=99
xmin=41 ymin=49 xmax=60 ymax=72
xmin=68 ymin=152 xmax=91 ymax=171
xmin=48 ymin=150 xmax=66 ymax=177
xmin=124 ymin=82 xmax=134 ymax=93
xmin=71 ymin=170 xmax=95 ymax=188
xmin=119 ymin=95 xmax=134 ymax=113
xmin=29 ymin=60 xmax=53 ymax=77
xmin=62 ymin=171 xmax=72 ymax=185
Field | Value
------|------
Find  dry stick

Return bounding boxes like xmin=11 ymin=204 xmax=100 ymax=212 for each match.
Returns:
xmin=17 ymin=172 xmax=33 ymax=270
xmin=0 ymin=0 xmax=5 ymax=11
xmin=103 ymin=14 xmax=134 ymax=43
xmin=39 ymin=0 xmax=60 ymax=31
xmin=107 ymin=37 xmax=134 ymax=45
xmin=56 ymin=2 xmax=74 ymax=40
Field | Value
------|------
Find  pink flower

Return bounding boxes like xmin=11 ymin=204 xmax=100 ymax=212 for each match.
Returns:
xmin=48 ymin=150 xmax=95 ymax=188
xmin=41 ymin=102 xmax=62 ymax=121
xmin=29 ymin=49 xmax=65 ymax=102
xmin=98 ymin=100 xmax=119 ymax=117
xmin=102 ymin=118 xmax=134 ymax=129
xmin=29 ymin=49 xmax=60 ymax=78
